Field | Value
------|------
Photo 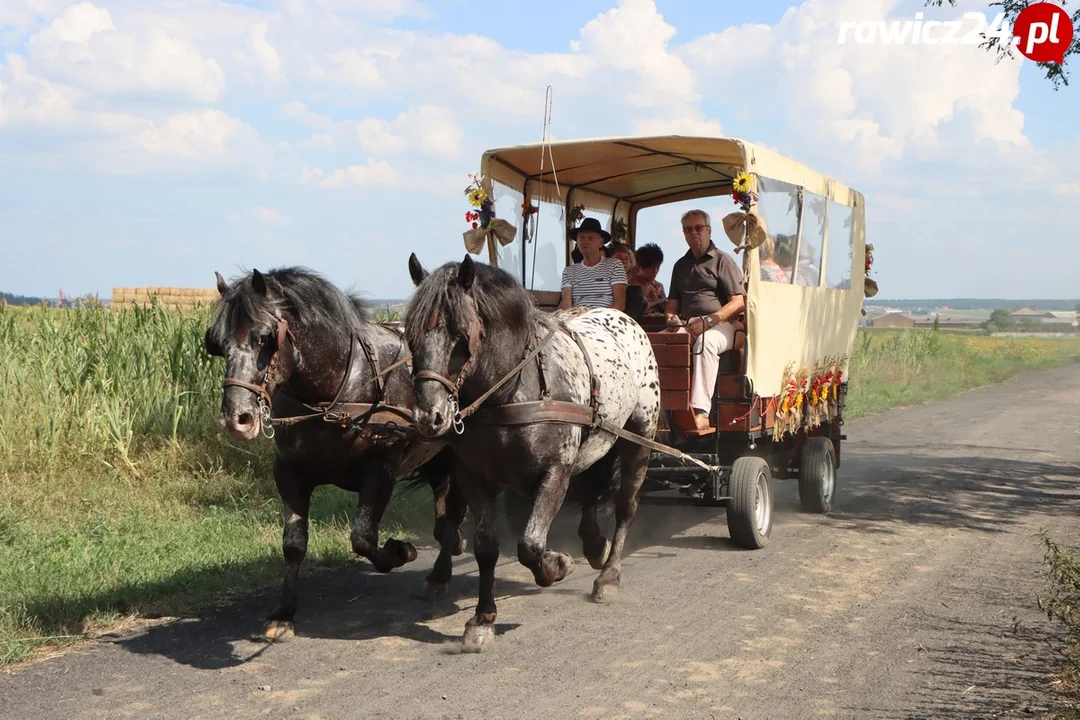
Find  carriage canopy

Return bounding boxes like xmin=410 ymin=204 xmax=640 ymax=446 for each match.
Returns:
xmin=470 ymin=135 xmax=867 ymax=398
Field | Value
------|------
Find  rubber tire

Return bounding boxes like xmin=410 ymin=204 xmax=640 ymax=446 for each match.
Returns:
xmin=726 ymin=456 xmax=773 ymax=549
xmin=799 ymin=437 xmax=836 ymax=514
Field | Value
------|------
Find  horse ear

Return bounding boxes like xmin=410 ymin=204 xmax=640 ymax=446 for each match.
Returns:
xmin=458 ymin=255 xmax=475 ymax=291
xmin=251 ymin=269 xmax=267 ymax=296
xmin=408 ymin=253 xmax=428 ymax=287
xmin=214 ymin=271 xmax=229 ymax=296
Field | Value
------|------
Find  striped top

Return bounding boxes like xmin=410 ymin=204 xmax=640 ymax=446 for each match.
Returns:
xmin=561 ymin=257 xmax=628 ymax=309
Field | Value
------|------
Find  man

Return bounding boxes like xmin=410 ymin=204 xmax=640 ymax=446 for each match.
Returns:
xmin=664 ymin=209 xmax=746 ymax=431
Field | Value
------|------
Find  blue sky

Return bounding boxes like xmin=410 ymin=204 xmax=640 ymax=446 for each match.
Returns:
xmin=1 ymin=0 xmax=1077 ymax=302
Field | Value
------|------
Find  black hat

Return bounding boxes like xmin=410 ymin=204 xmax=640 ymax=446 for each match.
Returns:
xmin=570 ymin=216 xmax=611 ymax=243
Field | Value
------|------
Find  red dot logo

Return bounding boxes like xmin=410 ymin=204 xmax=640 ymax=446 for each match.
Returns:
xmin=1013 ymin=2 xmax=1074 ymax=64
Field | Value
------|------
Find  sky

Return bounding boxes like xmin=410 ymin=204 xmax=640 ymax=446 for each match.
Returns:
xmin=1 ymin=0 xmax=1077 ymax=302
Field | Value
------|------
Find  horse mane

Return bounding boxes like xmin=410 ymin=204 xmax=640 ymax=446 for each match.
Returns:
xmin=207 ymin=266 xmax=373 ymax=346
xmin=404 ymin=261 xmax=546 ymax=350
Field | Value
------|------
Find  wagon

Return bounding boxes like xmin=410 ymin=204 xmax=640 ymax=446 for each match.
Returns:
xmin=467 ymin=135 xmax=869 ymax=550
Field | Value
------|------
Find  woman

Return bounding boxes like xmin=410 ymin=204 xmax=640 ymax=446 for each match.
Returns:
xmin=609 ymin=243 xmax=647 ymax=320
xmin=629 ymin=242 xmax=666 ymax=314
xmin=759 ymin=234 xmax=789 ymax=284
xmin=559 ymin=217 xmax=627 ymax=311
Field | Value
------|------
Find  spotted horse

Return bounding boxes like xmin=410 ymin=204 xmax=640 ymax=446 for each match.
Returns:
xmin=403 ymin=252 xmax=684 ymax=652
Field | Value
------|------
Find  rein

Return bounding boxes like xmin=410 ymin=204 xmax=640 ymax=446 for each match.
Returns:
xmin=222 ymin=316 xmax=415 ymax=440
xmin=413 ymin=307 xmax=712 ymax=472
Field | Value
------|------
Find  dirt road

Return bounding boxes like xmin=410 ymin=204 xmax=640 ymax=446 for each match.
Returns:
xmin=3 ymin=365 xmax=1080 ymax=719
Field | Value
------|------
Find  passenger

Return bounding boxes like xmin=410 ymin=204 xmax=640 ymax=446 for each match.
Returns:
xmin=559 ymin=217 xmax=627 ymax=312
xmin=775 ymin=234 xmax=820 ymax=287
xmin=759 ymin=234 xmax=789 ymax=284
xmin=629 ymin=242 xmax=667 ymax=314
xmin=664 ymin=209 xmax=746 ymax=431
xmin=609 ymin=242 xmax=648 ymax=321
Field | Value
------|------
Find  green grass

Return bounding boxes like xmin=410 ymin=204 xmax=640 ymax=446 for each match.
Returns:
xmin=1 ymin=304 xmax=1079 ymax=666
xmin=1036 ymin=530 xmax=1080 ymax=718
xmin=0 ymin=300 xmax=429 ymax=665
xmin=844 ymin=327 xmax=1080 ymax=421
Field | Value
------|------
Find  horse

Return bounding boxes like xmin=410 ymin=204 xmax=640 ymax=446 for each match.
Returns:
xmin=403 ymin=252 xmax=661 ymax=652
xmin=203 ymin=266 xmax=469 ymax=641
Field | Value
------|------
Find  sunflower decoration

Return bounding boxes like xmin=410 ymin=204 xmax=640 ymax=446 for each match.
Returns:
xmin=461 ymin=173 xmax=517 ymax=255
xmin=732 ymin=171 xmax=756 ymax=211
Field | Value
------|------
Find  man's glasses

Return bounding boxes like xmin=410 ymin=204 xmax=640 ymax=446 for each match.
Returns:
xmin=682 ymin=224 xmax=709 ymax=234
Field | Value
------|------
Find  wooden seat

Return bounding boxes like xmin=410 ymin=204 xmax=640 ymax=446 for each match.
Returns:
xmin=529 ymin=290 xmax=562 ymax=314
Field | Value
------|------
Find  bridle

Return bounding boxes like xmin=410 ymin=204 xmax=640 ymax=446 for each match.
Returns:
xmin=222 ymin=313 xmax=294 ymax=438
xmin=412 ymin=307 xmax=484 ymax=435
xmin=412 ymin=304 xmax=559 ymax=436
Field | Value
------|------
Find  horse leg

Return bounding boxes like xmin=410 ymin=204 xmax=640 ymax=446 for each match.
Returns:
xmin=426 ymin=450 xmax=467 ymax=556
xmin=265 ymin=462 xmax=313 ymax=641
xmin=462 ymin=487 xmax=500 ymax=653
xmin=516 ymin=464 xmax=575 ymax=588
xmin=578 ymin=446 xmax=620 ymax=570
xmin=425 ymin=468 xmax=469 ymax=601
xmin=578 ymin=502 xmax=611 ymax=571
xmin=592 ymin=439 xmax=651 ymax=603
xmin=351 ymin=457 xmax=417 ymax=573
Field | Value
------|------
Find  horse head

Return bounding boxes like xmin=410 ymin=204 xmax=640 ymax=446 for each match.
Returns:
xmin=405 ymin=253 xmax=484 ymax=437
xmin=204 ymin=268 xmax=298 ymax=442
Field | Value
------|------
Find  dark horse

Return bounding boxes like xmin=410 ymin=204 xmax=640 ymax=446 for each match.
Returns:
xmin=203 ymin=266 xmax=469 ymax=640
xmin=404 ymin=253 xmax=661 ymax=652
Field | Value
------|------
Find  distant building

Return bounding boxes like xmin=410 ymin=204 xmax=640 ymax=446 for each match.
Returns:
xmin=869 ymin=312 xmax=915 ymax=328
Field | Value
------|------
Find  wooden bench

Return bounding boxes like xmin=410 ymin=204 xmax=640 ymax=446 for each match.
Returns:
xmin=529 ymin=290 xmax=562 ymax=313
xmin=647 ymin=319 xmax=747 ymax=436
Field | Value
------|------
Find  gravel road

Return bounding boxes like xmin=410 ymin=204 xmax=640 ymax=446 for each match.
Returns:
xmin=3 ymin=364 xmax=1079 ymax=720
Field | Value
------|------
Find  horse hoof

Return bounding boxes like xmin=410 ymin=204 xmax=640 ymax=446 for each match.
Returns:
xmin=591 ymin=579 xmax=618 ymax=604
xmin=462 ymin=624 xmax=494 ymax=653
xmin=263 ymin=620 xmax=296 ymax=642
xmin=424 ymin=580 xmax=450 ymax=602
xmin=385 ymin=538 xmax=418 ymax=565
xmin=586 ymin=539 xmax=611 ymax=570
xmin=557 ymin=552 xmax=575 ymax=578
xmin=453 ymin=532 xmax=468 ymax=556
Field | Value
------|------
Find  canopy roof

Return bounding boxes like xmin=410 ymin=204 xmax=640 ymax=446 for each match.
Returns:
xmin=479 ymin=135 xmax=859 ymax=209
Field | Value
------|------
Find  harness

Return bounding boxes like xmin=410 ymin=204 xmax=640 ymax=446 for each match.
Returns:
xmin=222 ymin=313 xmax=416 ymax=442
xmin=412 ymin=308 xmax=712 ymax=472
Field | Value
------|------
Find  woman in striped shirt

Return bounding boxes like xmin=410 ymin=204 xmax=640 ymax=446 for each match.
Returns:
xmin=558 ymin=217 xmax=627 ymax=312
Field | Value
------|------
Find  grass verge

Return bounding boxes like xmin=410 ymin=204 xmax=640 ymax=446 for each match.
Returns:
xmin=844 ymin=327 xmax=1080 ymax=421
xmin=1 ymin=305 xmax=1079 ymax=666
xmin=1036 ymin=530 xmax=1080 ymax=718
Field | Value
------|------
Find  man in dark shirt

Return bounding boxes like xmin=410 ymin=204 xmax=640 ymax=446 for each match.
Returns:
xmin=664 ymin=209 xmax=746 ymax=430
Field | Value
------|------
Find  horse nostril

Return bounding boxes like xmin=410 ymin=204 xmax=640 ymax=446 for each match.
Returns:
xmin=432 ymin=412 xmax=444 ymax=427
xmin=236 ymin=412 xmax=254 ymax=428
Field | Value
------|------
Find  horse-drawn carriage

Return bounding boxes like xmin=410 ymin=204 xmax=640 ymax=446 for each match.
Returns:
xmin=205 ymin=133 xmax=868 ymax=648
xmin=469 ymin=135 xmax=869 ymax=550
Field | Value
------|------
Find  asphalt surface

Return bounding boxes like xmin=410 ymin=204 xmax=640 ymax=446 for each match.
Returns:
xmin=3 ymin=364 xmax=1080 ymax=720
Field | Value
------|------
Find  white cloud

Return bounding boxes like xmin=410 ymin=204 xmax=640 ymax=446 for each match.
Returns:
xmin=355 ymin=104 xmax=462 ymax=157
xmin=229 ymin=206 xmax=292 ymax=225
xmin=251 ymin=24 xmax=283 ymax=83
xmin=281 ymin=101 xmax=333 ymax=129
xmin=26 ymin=2 xmax=226 ymax=104
xmin=302 ymin=159 xmax=401 ymax=188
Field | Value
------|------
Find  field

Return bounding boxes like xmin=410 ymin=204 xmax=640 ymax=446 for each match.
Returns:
xmin=1 ymin=302 xmax=1079 ymax=667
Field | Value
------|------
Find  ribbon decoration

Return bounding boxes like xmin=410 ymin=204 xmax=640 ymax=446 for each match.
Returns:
xmin=721 ymin=211 xmax=767 ymax=254
xmin=463 ymin=217 xmax=517 ymax=255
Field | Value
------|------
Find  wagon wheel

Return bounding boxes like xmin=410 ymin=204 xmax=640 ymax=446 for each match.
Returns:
xmin=799 ymin=437 xmax=836 ymax=514
xmin=726 ymin=456 xmax=773 ymax=549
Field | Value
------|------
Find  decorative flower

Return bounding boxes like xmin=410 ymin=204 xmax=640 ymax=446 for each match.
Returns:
xmin=464 ymin=173 xmax=497 ymax=229
xmin=522 ymin=197 xmax=539 ymax=215
xmin=732 ymin=172 xmax=754 ymax=194
xmin=567 ymin=203 xmax=586 ymax=228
